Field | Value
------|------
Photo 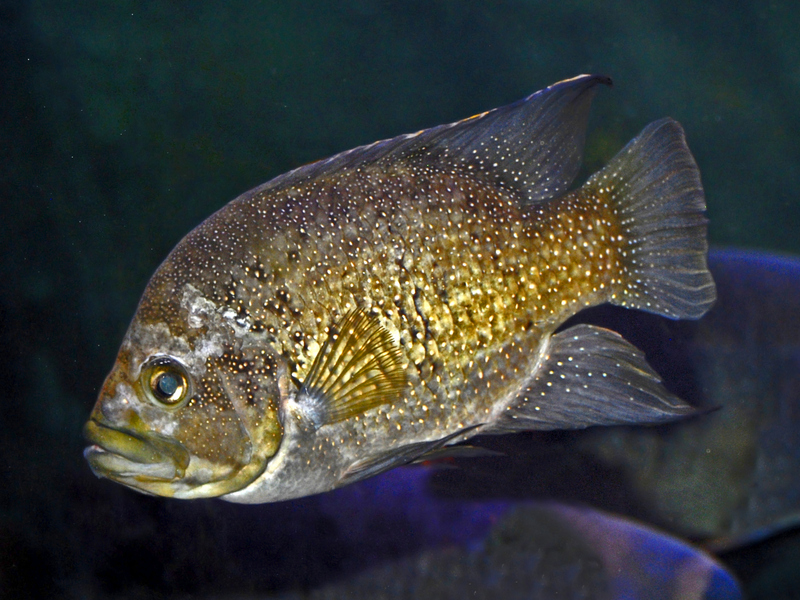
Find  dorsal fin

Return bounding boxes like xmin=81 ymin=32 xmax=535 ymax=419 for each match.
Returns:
xmin=294 ymin=307 xmax=407 ymax=428
xmin=244 ymin=75 xmax=611 ymax=205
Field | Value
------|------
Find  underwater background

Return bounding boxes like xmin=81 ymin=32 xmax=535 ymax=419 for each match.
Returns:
xmin=2 ymin=1 xmax=800 ymax=598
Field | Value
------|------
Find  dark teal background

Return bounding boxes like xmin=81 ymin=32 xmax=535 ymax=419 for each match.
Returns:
xmin=2 ymin=1 xmax=799 ymax=598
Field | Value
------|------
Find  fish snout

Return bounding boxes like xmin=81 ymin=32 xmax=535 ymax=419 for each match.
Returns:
xmin=83 ymin=418 xmax=190 ymax=483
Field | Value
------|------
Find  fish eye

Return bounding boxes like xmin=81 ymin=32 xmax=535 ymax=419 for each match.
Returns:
xmin=140 ymin=357 xmax=192 ymax=408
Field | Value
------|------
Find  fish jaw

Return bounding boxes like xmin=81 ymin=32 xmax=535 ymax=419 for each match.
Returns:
xmin=83 ymin=418 xmax=189 ymax=486
xmin=82 ymin=417 xmax=255 ymax=498
xmin=82 ymin=408 xmax=264 ymax=499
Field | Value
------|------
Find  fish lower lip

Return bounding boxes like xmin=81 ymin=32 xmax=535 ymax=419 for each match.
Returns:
xmin=83 ymin=419 xmax=189 ymax=481
xmin=84 ymin=444 xmax=180 ymax=480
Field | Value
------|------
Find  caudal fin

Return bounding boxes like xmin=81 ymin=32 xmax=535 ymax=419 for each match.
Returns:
xmin=584 ymin=119 xmax=716 ymax=319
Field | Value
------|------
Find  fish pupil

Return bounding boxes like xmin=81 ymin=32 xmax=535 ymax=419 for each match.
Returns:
xmin=155 ymin=372 xmax=180 ymax=399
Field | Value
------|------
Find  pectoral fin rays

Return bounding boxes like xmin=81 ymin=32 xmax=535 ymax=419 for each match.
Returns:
xmin=294 ymin=307 xmax=407 ymax=428
xmin=488 ymin=324 xmax=695 ymax=433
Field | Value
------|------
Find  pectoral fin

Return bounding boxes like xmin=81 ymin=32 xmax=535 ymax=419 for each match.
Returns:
xmin=294 ymin=307 xmax=407 ymax=428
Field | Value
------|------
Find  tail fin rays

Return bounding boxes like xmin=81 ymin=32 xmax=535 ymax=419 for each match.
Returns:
xmin=585 ymin=118 xmax=716 ymax=319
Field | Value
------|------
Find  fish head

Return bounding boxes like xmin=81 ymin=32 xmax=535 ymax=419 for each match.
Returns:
xmin=83 ymin=272 xmax=286 ymax=499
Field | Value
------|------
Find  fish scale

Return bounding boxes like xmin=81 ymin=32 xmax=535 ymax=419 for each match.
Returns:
xmin=83 ymin=75 xmax=716 ymax=502
xmin=226 ymin=169 xmax=552 ymax=431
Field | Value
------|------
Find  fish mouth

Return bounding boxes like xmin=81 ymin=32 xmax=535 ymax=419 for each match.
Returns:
xmin=83 ymin=418 xmax=190 ymax=484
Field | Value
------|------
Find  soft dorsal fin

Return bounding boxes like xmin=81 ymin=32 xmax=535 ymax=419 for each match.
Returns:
xmin=294 ymin=307 xmax=407 ymax=428
xmin=246 ymin=75 xmax=611 ymax=206
xmin=401 ymin=73 xmax=612 ymax=204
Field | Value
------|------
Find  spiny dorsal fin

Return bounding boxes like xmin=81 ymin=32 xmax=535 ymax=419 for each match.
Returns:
xmin=244 ymin=75 xmax=611 ymax=206
xmin=295 ymin=307 xmax=406 ymax=428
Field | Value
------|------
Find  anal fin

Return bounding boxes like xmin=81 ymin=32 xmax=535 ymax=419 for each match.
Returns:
xmin=489 ymin=324 xmax=694 ymax=433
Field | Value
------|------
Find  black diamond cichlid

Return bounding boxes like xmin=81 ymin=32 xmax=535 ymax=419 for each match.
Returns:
xmin=83 ymin=75 xmax=716 ymax=502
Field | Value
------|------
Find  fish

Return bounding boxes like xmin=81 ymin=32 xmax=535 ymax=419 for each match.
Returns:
xmin=217 ymin=463 xmax=741 ymax=599
xmin=300 ymin=474 xmax=743 ymax=600
xmin=83 ymin=74 xmax=716 ymax=502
